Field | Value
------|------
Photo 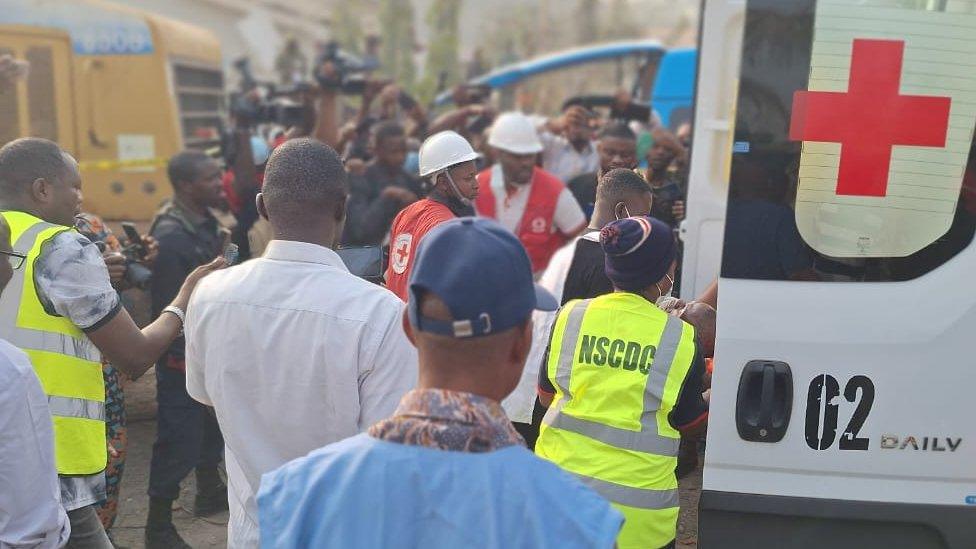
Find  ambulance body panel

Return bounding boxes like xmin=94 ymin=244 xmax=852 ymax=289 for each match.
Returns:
xmin=686 ymin=0 xmax=976 ymax=546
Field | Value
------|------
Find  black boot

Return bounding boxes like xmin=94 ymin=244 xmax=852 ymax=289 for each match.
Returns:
xmin=145 ymin=497 xmax=192 ymax=549
xmin=675 ymin=438 xmax=699 ymax=480
xmin=194 ymin=468 xmax=228 ymax=517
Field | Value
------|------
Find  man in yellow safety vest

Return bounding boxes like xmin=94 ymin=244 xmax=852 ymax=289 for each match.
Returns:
xmin=536 ymin=215 xmax=710 ymax=549
xmin=0 ymin=138 xmax=223 ymax=547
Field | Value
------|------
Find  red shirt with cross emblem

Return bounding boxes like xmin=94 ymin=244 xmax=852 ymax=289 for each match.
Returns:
xmin=385 ymin=198 xmax=457 ymax=301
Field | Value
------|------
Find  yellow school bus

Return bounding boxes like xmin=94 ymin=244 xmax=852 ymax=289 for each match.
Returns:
xmin=0 ymin=0 xmax=223 ymax=220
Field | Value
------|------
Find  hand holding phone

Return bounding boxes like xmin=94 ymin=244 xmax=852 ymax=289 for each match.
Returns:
xmin=121 ymin=222 xmax=147 ymax=259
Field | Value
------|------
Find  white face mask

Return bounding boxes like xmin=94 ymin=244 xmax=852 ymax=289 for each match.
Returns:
xmin=615 ymin=203 xmax=632 ymax=221
xmin=655 ymin=273 xmax=674 ymax=299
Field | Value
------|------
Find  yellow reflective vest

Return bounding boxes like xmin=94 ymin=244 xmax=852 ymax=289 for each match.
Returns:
xmin=536 ymin=292 xmax=697 ymax=549
xmin=0 ymin=211 xmax=106 ymax=475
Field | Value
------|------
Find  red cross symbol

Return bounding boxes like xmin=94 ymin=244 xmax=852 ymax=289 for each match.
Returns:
xmin=789 ymin=39 xmax=952 ymax=197
xmin=393 ymin=239 xmax=410 ymax=264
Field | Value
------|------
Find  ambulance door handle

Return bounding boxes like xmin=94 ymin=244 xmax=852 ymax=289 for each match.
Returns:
xmin=757 ymin=365 xmax=775 ymax=428
xmin=735 ymin=360 xmax=792 ymax=443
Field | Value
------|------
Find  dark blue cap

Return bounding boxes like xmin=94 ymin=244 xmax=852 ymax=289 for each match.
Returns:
xmin=601 ymin=216 xmax=676 ymax=292
xmin=408 ymin=217 xmax=558 ymax=338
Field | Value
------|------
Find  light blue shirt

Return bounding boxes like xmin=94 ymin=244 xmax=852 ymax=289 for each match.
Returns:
xmin=257 ymin=433 xmax=623 ymax=549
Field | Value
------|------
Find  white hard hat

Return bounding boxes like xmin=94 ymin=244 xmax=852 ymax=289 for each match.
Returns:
xmin=488 ymin=112 xmax=543 ymax=155
xmin=418 ymin=131 xmax=480 ymax=177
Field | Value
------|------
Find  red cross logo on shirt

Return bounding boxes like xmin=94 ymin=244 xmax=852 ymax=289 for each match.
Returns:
xmin=391 ymin=233 xmax=412 ymax=275
xmin=789 ymin=39 xmax=952 ymax=197
xmin=394 ymin=241 xmax=409 ymax=264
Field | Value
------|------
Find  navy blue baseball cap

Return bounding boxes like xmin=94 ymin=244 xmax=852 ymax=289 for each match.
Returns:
xmin=408 ymin=217 xmax=558 ymax=338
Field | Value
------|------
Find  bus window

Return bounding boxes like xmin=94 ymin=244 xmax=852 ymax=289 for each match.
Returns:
xmin=723 ymin=0 xmax=976 ymax=282
xmin=173 ymin=63 xmax=224 ymax=149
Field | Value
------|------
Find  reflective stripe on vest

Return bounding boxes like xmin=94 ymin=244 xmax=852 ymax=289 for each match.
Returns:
xmin=542 ymin=299 xmax=685 ymax=456
xmin=535 ymin=293 xmax=697 ymax=549
xmin=0 ymin=211 xmax=106 ymax=475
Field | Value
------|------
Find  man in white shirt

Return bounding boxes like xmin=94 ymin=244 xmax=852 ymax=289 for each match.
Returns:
xmin=475 ymin=112 xmax=587 ymax=275
xmin=0 ymin=214 xmax=71 ymax=549
xmin=538 ymin=105 xmax=600 ymax=183
xmin=184 ymin=138 xmax=418 ymax=548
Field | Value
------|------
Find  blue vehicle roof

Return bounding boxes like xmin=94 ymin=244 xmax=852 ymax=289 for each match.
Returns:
xmin=652 ymin=47 xmax=697 ymax=100
xmin=434 ymin=40 xmax=666 ymax=106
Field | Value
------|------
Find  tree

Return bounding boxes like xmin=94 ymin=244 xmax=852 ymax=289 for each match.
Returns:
xmin=576 ymin=0 xmax=600 ymax=44
xmin=379 ymin=0 xmax=417 ymax=88
xmin=332 ymin=0 xmax=365 ymax=54
xmin=603 ymin=0 xmax=641 ymax=41
xmin=417 ymin=0 xmax=462 ymax=104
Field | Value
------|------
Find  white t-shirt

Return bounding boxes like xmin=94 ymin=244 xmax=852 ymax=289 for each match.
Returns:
xmin=483 ymin=165 xmax=586 ymax=238
xmin=539 ymin=130 xmax=600 ymax=183
xmin=0 ymin=340 xmax=70 ymax=548
xmin=185 ymin=240 xmax=418 ymax=549
xmin=502 ymin=237 xmax=580 ymax=423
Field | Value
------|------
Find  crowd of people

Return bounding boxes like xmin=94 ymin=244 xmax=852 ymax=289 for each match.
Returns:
xmin=0 ymin=50 xmax=714 ymax=549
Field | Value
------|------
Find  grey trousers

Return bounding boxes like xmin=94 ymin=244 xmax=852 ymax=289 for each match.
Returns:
xmin=66 ymin=505 xmax=113 ymax=549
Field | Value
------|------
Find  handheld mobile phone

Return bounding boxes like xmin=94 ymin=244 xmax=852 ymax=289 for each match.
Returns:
xmin=120 ymin=222 xmax=147 ymax=259
xmin=222 ymin=243 xmax=239 ymax=266
xmin=336 ymin=246 xmax=384 ymax=283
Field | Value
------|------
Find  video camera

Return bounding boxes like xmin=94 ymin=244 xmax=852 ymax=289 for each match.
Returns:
xmin=314 ymin=41 xmax=379 ymax=95
xmin=229 ymin=57 xmax=308 ymax=128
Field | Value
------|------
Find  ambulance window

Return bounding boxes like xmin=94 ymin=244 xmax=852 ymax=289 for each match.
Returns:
xmin=25 ymin=47 xmax=57 ymax=141
xmin=0 ymin=48 xmax=20 ymax=145
xmin=723 ymin=0 xmax=976 ymax=282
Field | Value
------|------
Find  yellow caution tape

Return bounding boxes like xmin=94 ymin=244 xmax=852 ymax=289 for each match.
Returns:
xmin=78 ymin=157 xmax=169 ymax=171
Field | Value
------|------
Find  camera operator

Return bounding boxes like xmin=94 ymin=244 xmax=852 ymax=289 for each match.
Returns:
xmin=0 ymin=137 xmax=224 ymax=549
xmin=145 ymin=150 xmax=229 ymax=549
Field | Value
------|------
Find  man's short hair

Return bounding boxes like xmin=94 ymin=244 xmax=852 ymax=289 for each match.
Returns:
xmin=262 ymin=138 xmax=347 ymax=208
xmin=597 ymin=121 xmax=636 ymax=141
xmin=0 ymin=137 xmax=69 ymax=196
xmin=371 ymin=121 xmax=405 ymax=147
xmin=167 ymin=150 xmax=212 ymax=189
xmin=597 ymin=168 xmax=650 ymax=203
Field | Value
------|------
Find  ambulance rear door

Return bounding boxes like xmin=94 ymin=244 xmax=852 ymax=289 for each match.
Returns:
xmin=699 ymin=1 xmax=976 ymax=547
xmin=677 ymin=0 xmax=743 ymax=301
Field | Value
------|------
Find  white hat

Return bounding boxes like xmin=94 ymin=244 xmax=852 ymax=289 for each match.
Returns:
xmin=488 ymin=112 xmax=543 ymax=155
xmin=418 ymin=131 xmax=480 ymax=177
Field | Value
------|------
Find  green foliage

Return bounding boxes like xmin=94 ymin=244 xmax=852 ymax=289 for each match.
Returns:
xmin=333 ymin=0 xmax=365 ymax=54
xmin=379 ymin=0 xmax=417 ymax=88
xmin=417 ymin=0 xmax=462 ymax=104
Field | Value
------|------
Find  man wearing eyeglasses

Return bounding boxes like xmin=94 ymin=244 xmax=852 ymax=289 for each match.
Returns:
xmin=0 ymin=215 xmax=70 ymax=548
xmin=0 ymin=137 xmax=224 ymax=548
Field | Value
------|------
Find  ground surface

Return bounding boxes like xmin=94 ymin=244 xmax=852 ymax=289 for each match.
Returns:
xmin=108 ymin=371 xmax=703 ymax=548
xmin=109 ymin=371 xmax=228 ymax=549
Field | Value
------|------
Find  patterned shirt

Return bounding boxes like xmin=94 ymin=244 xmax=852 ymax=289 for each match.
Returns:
xmin=32 ymin=217 xmax=121 ymax=511
xmin=75 ymin=213 xmax=121 ymax=253
xmin=369 ymin=389 xmax=525 ymax=453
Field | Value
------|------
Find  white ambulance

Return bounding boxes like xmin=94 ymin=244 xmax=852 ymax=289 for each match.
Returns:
xmin=682 ymin=0 xmax=976 ymax=546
